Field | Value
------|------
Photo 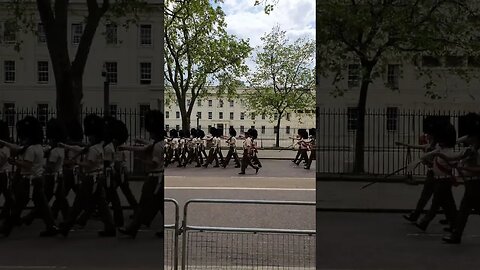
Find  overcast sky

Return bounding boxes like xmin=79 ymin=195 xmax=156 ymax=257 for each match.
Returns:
xmin=216 ymin=0 xmax=315 ymax=71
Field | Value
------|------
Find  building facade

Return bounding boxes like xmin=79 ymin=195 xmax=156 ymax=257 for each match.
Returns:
xmin=0 ymin=0 xmax=163 ymax=119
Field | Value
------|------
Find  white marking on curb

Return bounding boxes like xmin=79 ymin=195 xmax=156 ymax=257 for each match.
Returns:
xmin=165 ymin=187 xmax=315 ymax=191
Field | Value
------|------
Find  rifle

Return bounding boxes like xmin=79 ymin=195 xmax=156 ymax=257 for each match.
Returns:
xmin=361 ymin=163 xmax=419 ymax=189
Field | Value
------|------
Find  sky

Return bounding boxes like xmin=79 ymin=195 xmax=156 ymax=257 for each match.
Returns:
xmin=215 ymin=0 xmax=315 ymax=70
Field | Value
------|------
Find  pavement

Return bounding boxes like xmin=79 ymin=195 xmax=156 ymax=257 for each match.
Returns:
xmin=317 ymin=178 xmax=480 ymax=269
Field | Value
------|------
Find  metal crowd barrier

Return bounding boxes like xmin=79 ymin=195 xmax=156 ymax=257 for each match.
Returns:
xmin=164 ymin=198 xmax=180 ymax=270
xmin=180 ymin=199 xmax=316 ymax=270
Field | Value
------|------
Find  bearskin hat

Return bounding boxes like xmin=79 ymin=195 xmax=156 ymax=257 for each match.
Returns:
xmin=184 ymin=129 xmax=191 ymax=138
xmin=83 ymin=114 xmax=105 ymax=139
xmin=17 ymin=116 xmax=43 ymax=144
xmin=209 ymin=126 xmax=217 ymax=136
xmin=0 ymin=120 xmax=10 ymax=142
xmin=191 ymin=128 xmax=198 ymax=137
xmin=46 ymin=118 xmax=67 ymax=143
xmin=111 ymin=119 xmax=129 ymax=145
xmin=65 ymin=120 xmax=84 ymax=143
xmin=144 ymin=110 xmax=164 ymax=135
xmin=178 ymin=130 xmax=185 ymax=138
xmin=308 ymin=128 xmax=316 ymax=137
xmin=103 ymin=116 xmax=117 ymax=144
xmin=229 ymin=127 xmax=237 ymax=137
xmin=197 ymin=129 xmax=205 ymax=138
xmin=170 ymin=129 xmax=178 ymax=138
xmin=423 ymin=115 xmax=449 ymax=137
xmin=458 ymin=113 xmax=480 ymax=138
xmin=250 ymin=128 xmax=258 ymax=140
xmin=437 ymin=123 xmax=457 ymax=148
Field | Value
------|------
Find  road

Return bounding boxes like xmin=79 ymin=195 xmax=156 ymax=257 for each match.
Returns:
xmin=0 ymin=160 xmax=314 ymax=270
xmin=164 ymin=160 xmax=315 ymax=269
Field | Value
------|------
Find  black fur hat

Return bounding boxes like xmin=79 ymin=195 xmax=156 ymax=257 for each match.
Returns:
xmin=83 ymin=114 xmax=105 ymax=139
xmin=144 ymin=110 xmax=164 ymax=135
xmin=170 ymin=129 xmax=178 ymax=138
xmin=229 ymin=126 xmax=237 ymax=137
xmin=103 ymin=116 xmax=116 ymax=144
xmin=437 ymin=123 xmax=457 ymax=148
xmin=191 ymin=128 xmax=198 ymax=137
xmin=65 ymin=120 xmax=84 ymax=143
xmin=423 ymin=115 xmax=449 ymax=137
xmin=308 ymin=128 xmax=316 ymax=137
xmin=17 ymin=116 xmax=43 ymax=144
xmin=112 ymin=119 xmax=129 ymax=145
xmin=46 ymin=118 xmax=67 ymax=143
xmin=458 ymin=113 xmax=480 ymax=138
xmin=250 ymin=128 xmax=258 ymax=140
xmin=0 ymin=120 xmax=10 ymax=142
xmin=178 ymin=130 xmax=185 ymax=138
xmin=197 ymin=129 xmax=205 ymax=138
xmin=184 ymin=129 xmax=191 ymax=138
xmin=209 ymin=126 xmax=217 ymax=136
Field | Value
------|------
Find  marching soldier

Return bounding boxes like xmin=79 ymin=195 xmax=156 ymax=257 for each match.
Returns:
xmin=203 ymin=127 xmax=219 ymax=168
xmin=239 ymin=129 xmax=259 ymax=175
xmin=250 ymin=128 xmax=262 ymax=169
xmin=294 ymin=129 xmax=309 ymax=166
xmin=0 ymin=120 xmax=13 ymax=220
xmin=59 ymin=114 xmax=116 ymax=237
xmin=119 ymin=110 xmax=164 ymax=238
xmin=0 ymin=116 xmax=58 ymax=237
xmin=223 ymin=127 xmax=241 ymax=168
xmin=304 ymin=128 xmax=316 ymax=170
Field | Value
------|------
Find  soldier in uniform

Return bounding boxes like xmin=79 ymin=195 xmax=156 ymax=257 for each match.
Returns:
xmin=304 ymin=128 xmax=316 ymax=170
xmin=59 ymin=114 xmax=116 ymax=237
xmin=119 ymin=110 xmax=164 ymax=238
xmin=223 ymin=127 xmax=241 ymax=168
xmin=442 ymin=113 xmax=480 ymax=243
xmin=250 ymin=128 xmax=262 ymax=169
xmin=0 ymin=116 xmax=58 ymax=237
xmin=203 ymin=127 xmax=219 ymax=168
xmin=239 ymin=129 xmax=259 ymax=175
xmin=0 ymin=120 xmax=12 ymax=220
xmin=415 ymin=123 xmax=458 ymax=232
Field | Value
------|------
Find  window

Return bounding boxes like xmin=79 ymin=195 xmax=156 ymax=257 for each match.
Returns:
xmin=262 ymin=114 xmax=266 ymax=120
xmin=3 ymin=21 xmax=16 ymax=43
xmin=176 ymin=111 xmax=180 ymax=119
xmin=422 ymin=56 xmax=441 ymax=67
xmin=240 ymin=112 xmax=245 ymax=120
xmin=139 ymin=24 xmax=152 ymax=46
xmin=386 ymin=107 xmax=398 ymax=131
xmin=37 ymin=104 xmax=49 ymax=126
xmin=286 ymin=113 xmax=291 ymax=121
xmin=110 ymin=104 xmax=117 ymax=118
xmin=197 ymin=100 xmax=202 ymax=106
xmin=286 ymin=126 xmax=291 ymax=134
xmin=348 ymin=64 xmax=360 ymax=88
xmin=165 ymin=111 xmax=170 ymax=119
xmin=37 ymin=23 xmax=46 ymax=43
xmin=71 ymin=23 xmax=83 ymax=45
xmin=208 ymin=100 xmax=213 ymax=107
xmin=387 ymin=64 xmax=400 ymax=90
xmin=251 ymin=113 xmax=255 ymax=120
xmin=208 ymin=112 xmax=212 ymax=120
xmin=347 ymin=107 xmax=358 ymax=131
xmin=139 ymin=104 xmax=150 ymax=129
xmin=219 ymin=99 xmax=224 ymax=108
xmin=197 ymin=112 xmax=202 ymax=119
xmin=240 ymin=126 xmax=245 ymax=133
xmin=261 ymin=126 xmax=265 ymax=134
xmin=445 ymin=56 xmax=465 ymax=67
xmin=4 ymin=61 xmax=15 ymax=83
xmin=219 ymin=112 xmax=223 ymax=119
xmin=104 ymin=62 xmax=117 ymax=84
xmin=106 ymin=23 xmax=117 ymax=44
xmin=139 ymin=62 xmax=152 ymax=85
xmin=229 ymin=112 xmax=234 ymax=120
xmin=229 ymin=100 xmax=234 ymax=107
xmin=37 ymin=61 xmax=49 ymax=83
xmin=3 ymin=103 xmax=15 ymax=127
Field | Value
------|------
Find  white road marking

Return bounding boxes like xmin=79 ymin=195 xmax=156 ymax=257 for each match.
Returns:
xmin=165 ymin=176 xmax=314 ymax=180
xmin=0 ymin=267 xmax=67 ymax=269
xmin=165 ymin=187 xmax=314 ymax=191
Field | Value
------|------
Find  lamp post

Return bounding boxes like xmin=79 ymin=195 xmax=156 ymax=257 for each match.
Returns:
xmin=196 ymin=112 xmax=200 ymax=129
xmin=101 ymin=64 xmax=110 ymax=117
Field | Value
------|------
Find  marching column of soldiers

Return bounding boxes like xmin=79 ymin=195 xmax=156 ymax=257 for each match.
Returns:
xmin=396 ymin=113 xmax=480 ymax=244
xmin=290 ymin=128 xmax=316 ymax=170
xmin=0 ymin=110 xmax=165 ymax=238
xmin=164 ymin=126 xmax=263 ymax=174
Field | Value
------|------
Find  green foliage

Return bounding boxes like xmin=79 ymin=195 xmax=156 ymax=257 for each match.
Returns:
xmin=164 ymin=0 xmax=252 ymax=129
xmin=254 ymin=0 xmax=279 ymax=14
xmin=317 ymin=0 xmax=480 ymax=98
xmin=245 ymin=25 xmax=315 ymax=122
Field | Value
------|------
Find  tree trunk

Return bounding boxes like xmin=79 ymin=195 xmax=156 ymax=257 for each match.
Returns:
xmin=55 ymin=72 xmax=83 ymax=133
xmin=353 ymin=65 xmax=373 ymax=173
xmin=182 ymin=114 xmax=191 ymax=132
xmin=276 ymin=116 xmax=282 ymax=148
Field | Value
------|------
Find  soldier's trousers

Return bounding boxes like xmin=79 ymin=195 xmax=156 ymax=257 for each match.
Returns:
xmin=409 ymin=170 xmax=435 ymax=220
xmin=2 ymin=176 xmax=55 ymax=231
xmin=51 ymin=169 xmax=77 ymax=220
xmin=418 ymin=179 xmax=457 ymax=228
xmin=0 ymin=173 xmax=14 ymax=217
xmin=64 ymin=175 xmax=114 ymax=231
xmin=205 ymin=148 xmax=219 ymax=166
xmin=23 ymin=174 xmax=64 ymax=221
xmin=223 ymin=147 xmax=240 ymax=167
xmin=305 ymin=150 xmax=316 ymax=168
xmin=126 ymin=174 xmax=163 ymax=232
xmin=451 ymin=180 xmax=480 ymax=240
xmin=240 ymin=150 xmax=257 ymax=173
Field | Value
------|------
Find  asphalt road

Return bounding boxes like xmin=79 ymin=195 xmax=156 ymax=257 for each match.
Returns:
xmin=0 ymin=160 xmax=314 ymax=270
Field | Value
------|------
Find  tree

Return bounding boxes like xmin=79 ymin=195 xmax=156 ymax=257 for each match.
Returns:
xmin=317 ymin=0 xmax=480 ymax=173
xmin=164 ymin=0 xmax=251 ymax=131
xmin=4 ymin=0 xmax=155 ymax=129
xmin=245 ymin=26 xmax=315 ymax=147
